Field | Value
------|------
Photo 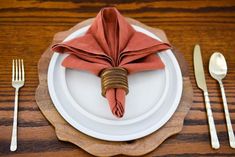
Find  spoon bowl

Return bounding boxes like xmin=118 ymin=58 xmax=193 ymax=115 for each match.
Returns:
xmin=209 ymin=52 xmax=227 ymax=81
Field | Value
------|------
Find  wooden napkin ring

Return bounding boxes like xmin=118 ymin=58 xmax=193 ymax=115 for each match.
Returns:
xmin=100 ymin=67 xmax=129 ymax=97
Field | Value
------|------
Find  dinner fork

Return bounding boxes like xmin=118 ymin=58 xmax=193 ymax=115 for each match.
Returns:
xmin=10 ymin=59 xmax=25 ymax=151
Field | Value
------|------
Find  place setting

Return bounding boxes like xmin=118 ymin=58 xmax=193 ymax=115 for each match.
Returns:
xmin=34 ymin=7 xmax=192 ymax=156
xmin=8 ymin=6 xmax=234 ymax=156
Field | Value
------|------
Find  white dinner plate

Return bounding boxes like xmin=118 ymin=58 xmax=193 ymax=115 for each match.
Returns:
xmin=48 ymin=25 xmax=183 ymax=141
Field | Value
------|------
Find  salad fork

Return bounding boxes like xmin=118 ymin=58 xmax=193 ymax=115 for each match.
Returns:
xmin=10 ymin=59 xmax=25 ymax=151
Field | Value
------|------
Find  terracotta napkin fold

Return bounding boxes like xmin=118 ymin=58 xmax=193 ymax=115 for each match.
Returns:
xmin=52 ymin=7 xmax=171 ymax=118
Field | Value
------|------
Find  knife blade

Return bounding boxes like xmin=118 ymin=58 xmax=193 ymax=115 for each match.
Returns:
xmin=193 ymin=44 xmax=220 ymax=149
xmin=193 ymin=44 xmax=207 ymax=92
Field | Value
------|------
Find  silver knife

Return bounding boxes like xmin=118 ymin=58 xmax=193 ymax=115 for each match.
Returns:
xmin=194 ymin=44 xmax=220 ymax=149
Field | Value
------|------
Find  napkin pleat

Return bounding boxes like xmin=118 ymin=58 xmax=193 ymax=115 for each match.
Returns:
xmin=120 ymin=54 xmax=165 ymax=74
xmin=106 ymin=88 xmax=125 ymax=118
xmin=62 ymin=55 xmax=109 ymax=75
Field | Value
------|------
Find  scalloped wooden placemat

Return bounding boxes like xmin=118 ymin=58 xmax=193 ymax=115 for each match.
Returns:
xmin=35 ymin=18 xmax=193 ymax=157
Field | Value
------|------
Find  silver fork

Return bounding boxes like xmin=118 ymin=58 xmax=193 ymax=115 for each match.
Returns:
xmin=10 ymin=59 xmax=25 ymax=151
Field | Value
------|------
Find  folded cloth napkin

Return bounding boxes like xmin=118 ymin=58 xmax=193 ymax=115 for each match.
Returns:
xmin=52 ymin=7 xmax=171 ymax=118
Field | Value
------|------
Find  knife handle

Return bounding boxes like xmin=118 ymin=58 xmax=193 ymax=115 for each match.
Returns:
xmin=204 ymin=91 xmax=220 ymax=149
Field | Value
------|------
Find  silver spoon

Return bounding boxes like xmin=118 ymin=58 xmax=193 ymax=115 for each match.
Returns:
xmin=209 ymin=52 xmax=235 ymax=148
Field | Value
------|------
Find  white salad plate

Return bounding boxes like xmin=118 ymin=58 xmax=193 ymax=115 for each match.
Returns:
xmin=48 ymin=25 xmax=183 ymax=141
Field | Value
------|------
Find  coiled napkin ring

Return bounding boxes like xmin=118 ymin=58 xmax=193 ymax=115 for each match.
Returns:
xmin=100 ymin=67 xmax=129 ymax=97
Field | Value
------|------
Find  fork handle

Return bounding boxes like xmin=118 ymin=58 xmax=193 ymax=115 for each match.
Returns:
xmin=219 ymin=81 xmax=235 ymax=148
xmin=10 ymin=88 xmax=19 ymax=151
xmin=204 ymin=91 xmax=220 ymax=149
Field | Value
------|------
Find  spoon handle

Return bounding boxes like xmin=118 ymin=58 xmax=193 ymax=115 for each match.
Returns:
xmin=219 ymin=81 xmax=235 ymax=148
xmin=204 ymin=91 xmax=220 ymax=149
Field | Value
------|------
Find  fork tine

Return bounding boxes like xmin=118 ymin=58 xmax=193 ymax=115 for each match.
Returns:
xmin=21 ymin=59 xmax=24 ymax=81
xmin=15 ymin=60 xmax=18 ymax=81
xmin=18 ymin=59 xmax=21 ymax=81
xmin=12 ymin=60 xmax=15 ymax=81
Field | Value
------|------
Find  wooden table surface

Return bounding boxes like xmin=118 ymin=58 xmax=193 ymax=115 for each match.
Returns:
xmin=0 ymin=0 xmax=235 ymax=156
